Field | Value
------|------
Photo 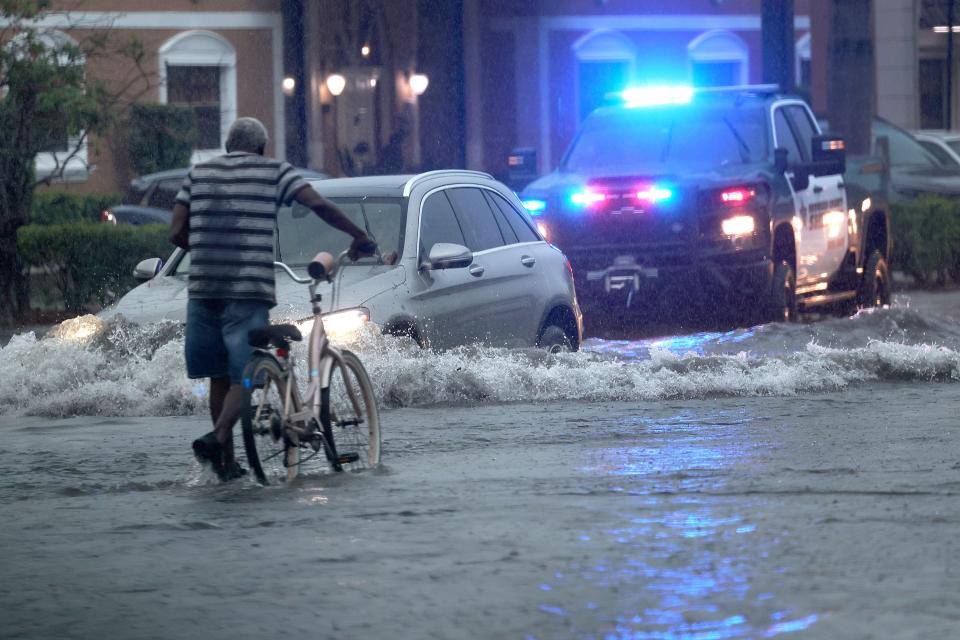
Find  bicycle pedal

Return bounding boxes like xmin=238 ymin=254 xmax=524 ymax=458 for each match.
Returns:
xmin=337 ymin=452 xmax=360 ymax=464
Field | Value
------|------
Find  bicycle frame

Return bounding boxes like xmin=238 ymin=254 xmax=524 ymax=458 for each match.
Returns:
xmin=268 ymin=256 xmax=366 ymax=467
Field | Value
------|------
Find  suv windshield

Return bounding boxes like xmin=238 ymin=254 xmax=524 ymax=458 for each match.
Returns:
xmin=277 ymin=197 xmax=406 ymax=267
xmin=562 ymin=106 xmax=769 ymax=173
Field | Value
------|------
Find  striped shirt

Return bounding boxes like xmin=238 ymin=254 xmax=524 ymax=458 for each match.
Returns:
xmin=175 ymin=152 xmax=309 ymax=306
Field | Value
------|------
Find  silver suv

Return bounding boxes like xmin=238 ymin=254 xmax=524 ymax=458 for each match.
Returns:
xmin=104 ymin=170 xmax=583 ymax=351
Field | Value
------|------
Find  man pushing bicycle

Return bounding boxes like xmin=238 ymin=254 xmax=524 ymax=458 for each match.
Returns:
xmin=170 ymin=117 xmax=376 ymax=481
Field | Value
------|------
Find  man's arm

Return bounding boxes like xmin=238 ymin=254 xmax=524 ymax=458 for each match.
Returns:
xmin=293 ymin=185 xmax=377 ymax=259
xmin=170 ymin=203 xmax=189 ymax=250
xmin=294 ymin=185 xmax=368 ymax=239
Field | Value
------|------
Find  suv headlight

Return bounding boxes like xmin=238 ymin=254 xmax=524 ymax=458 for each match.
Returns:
xmin=294 ymin=307 xmax=371 ymax=343
xmin=322 ymin=307 xmax=371 ymax=342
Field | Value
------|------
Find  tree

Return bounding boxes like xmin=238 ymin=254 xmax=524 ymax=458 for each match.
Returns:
xmin=0 ymin=1 xmax=149 ymax=324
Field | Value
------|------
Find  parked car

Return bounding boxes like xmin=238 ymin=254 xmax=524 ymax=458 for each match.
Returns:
xmin=520 ymin=85 xmax=891 ymax=325
xmin=101 ymin=166 xmax=329 ymax=226
xmin=913 ymin=130 xmax=960 ymax=168
xmin=872 ymin=119 xmax=960 ymax=200
xmin=101 ymin=170 xmax=583 ymax=351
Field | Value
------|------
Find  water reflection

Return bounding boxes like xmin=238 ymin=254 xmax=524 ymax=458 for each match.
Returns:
xmin=584 ymin=327 xmax=758 ymax=361
xmin=532 ymin=411 xmax=818 ymax=638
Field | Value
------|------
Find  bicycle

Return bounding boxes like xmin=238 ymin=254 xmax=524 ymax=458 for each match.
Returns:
xmin=240 ymin=250 xmax=381 ymax=484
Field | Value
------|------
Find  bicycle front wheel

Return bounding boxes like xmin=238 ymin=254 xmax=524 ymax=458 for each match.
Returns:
xmin=325 ymin=349 xmax=381 ymax=471
xmin=241 ymin=354 xmax=299 ymax=485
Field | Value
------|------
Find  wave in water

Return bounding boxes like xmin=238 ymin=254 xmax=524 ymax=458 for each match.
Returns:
xmin=1 ymin=305 xmax=959 ymax=418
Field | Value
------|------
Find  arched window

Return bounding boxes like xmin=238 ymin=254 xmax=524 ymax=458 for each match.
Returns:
xmin=573 ymin=29 xmax=637 ymax=121
xmin=687 ymin=30 xmax=749 ymax=87
xmin=159 ymin=31 xmax=237 ymax=163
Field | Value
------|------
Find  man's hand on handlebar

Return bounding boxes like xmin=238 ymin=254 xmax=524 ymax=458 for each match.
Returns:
xmin=349 ymin=234 xmax=378 ymax=261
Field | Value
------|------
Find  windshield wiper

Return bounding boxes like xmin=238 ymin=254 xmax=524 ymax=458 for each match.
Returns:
xmin=723 ymin=117 xmax=752 ymax=162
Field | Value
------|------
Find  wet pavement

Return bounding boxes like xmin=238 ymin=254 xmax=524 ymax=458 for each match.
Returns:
xmin=2 ymin=383 xmax=960 ymax=639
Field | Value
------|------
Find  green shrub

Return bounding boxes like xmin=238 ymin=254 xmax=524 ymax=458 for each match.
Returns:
xmin=31 ymin=191 xmax=122 ymax=225
xmin=18 ymin=222 xmax=172 ymax=313
xmin=890 ymin=196 xmax=960 ymax=286
xmin=126 ymin=103 xmax=197 ymax=176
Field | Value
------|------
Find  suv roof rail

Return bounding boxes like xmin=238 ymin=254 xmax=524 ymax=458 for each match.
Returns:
xmin=403 ymin=169 xmax=495 ymax=196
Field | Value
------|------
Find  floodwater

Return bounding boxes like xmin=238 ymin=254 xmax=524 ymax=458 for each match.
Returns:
xmin=2 ymin=291 xmax=960 ymax=638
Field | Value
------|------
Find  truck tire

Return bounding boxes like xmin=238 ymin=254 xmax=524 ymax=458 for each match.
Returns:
xmin=767 ymin=260 xmax=797 ymax=323
xmin=859 ymin=250 xmax=891 ymax=308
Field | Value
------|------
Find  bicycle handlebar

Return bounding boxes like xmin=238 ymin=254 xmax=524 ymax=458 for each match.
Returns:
xmin=273 ymin=248 xmax=371 ymax=285
xmin=273 ymin=261 xmax=313 ymax=284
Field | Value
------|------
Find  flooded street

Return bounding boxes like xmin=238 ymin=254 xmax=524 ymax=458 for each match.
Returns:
xmin=3 ymin=292 xmax=960 ymax=638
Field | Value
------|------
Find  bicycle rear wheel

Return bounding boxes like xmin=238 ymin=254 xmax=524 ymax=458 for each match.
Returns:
xmin=241 ymin=354 xmax=299 ymax=485
xmin=325 ymin=349 xmax=381 ymax=471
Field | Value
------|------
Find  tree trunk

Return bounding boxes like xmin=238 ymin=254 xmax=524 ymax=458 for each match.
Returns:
xmin=0 ymin=230 xmax=28 ymax=326
xmin=762 ymin=0 xmax=795 ymax=92
xmin=827 ymin=0 xmax=875 ymax=155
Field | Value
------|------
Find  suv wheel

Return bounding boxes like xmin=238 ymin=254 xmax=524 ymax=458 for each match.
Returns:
xmin=767 ymin=261 xmax=797 ymax=323
xmin=860 ymin=250 xmax=891 ymax=308
xmin=538 ymin=324 xmax=573 ymax=353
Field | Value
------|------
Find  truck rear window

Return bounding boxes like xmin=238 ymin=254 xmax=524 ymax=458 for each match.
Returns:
xmin=562 ymin=107 xmax=769 ymax=173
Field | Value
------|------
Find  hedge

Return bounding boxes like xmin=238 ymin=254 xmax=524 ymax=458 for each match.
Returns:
xmin=889 ymin=196 xmax=960 ymax=286
xmin=31 ymin=191 xmax=122 ymax=225
xmin=18 ymin=222 xmax=172 ymax=313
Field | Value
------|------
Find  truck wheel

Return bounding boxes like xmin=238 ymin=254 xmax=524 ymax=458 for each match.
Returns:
xmin=860 ymin=250 xmax=891 ymax=308
xmin=767 ymin=261 xmax=797 ymax=323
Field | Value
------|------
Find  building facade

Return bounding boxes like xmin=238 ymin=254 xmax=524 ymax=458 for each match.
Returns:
xmin=36 ymin=0 xmax=286 ymax=195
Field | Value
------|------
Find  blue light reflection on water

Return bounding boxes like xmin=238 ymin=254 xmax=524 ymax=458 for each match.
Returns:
xmin=584 ymin=327 xmax=758 ymax=361
xmin=535 ymin=411 xmax=818 ymax=638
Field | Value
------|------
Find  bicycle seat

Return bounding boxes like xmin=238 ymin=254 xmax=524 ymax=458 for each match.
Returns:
xmin=248 ymin=324 xmax=303 ymax=348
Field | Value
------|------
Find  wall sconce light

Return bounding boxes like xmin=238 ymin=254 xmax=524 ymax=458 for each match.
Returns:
xmin=326 ymin=73 xmax=346 ymax=97
xmin=361 ymin=44 xmax=371 ymax=57
xmin=410 ymin=73 xmax=429 ymax=96
xmin=282 ymin=76 xmax=296 ymax=96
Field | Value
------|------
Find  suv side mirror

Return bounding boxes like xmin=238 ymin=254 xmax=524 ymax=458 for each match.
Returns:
xmin=810 ymin=134 xmax=846 ymax=176
xmin=133 ymin=257 xmax=163 ymax=281
xmin=420 ymin=243 xmax=473 ymax=271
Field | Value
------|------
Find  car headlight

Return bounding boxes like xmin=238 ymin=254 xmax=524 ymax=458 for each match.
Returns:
xmin=294 ymin=307 xmax=370 ymax=343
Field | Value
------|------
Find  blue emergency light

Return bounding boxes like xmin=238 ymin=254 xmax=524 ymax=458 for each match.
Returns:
xmin=521 ymin=199 xmax=547 ymax=214
xmin=621 ymin=85 xmax=694 ymax=108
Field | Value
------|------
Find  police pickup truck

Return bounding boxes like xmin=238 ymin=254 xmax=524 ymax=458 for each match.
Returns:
xmin=520 ymin=85 xmax=891 ymax=325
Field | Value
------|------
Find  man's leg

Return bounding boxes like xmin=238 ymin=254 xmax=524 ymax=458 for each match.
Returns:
xmin=209 ymin=376 xmax=230 ymax=424
xmin=213 ymin=383 xmax=245 ymax=466
xmin=219 ymin=299 xmax=271 ymax=474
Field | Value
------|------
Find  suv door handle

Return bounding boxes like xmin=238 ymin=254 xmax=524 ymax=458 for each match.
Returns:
xmin=469 ymin=264 xmax=485 ymax=277
xmin=520 ymin=255 xmax=536 ymax=268
xmin=812 ymin=185 xmax=823 ymax=194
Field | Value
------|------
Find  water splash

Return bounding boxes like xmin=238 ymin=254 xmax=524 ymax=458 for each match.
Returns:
xmin=2 ymin=303 xmax=960 ymax=418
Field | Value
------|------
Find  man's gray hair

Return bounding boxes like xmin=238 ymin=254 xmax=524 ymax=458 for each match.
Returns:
xmin=225 ymin=117 xmax=268 ymax=153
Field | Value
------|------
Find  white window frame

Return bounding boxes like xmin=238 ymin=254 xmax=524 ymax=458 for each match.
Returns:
xmin=572 ymin=29 xmax=637 ymax=121
xmin=687 ymin=29 xmax=750 ymax=86
xmin=795 ymin=33 xmax=811 ymax=87
xmin=26 ymin=30 xmax=91 ymax=183
xmin=158 ymin=30 xmax=237 ymax=164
